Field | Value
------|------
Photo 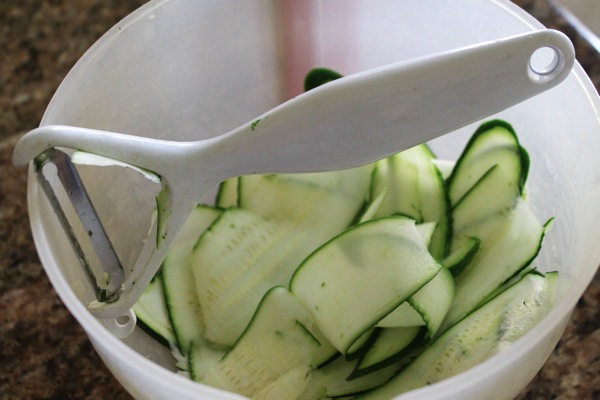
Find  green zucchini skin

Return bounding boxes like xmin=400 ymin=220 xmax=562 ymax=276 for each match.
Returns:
xmin=304 ymin=67 xmax=344 ymax=91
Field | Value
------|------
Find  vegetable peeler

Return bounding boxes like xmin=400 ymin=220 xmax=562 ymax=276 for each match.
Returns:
xmin=12 ymin=29 xmax=574 ymax=337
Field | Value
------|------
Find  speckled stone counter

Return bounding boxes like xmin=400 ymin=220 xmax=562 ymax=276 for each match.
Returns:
xmin=1 ymin=1 xmax=598 ymax=399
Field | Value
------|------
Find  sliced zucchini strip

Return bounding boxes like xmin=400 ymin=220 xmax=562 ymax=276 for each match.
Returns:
xmin=290 ymin=216 xmax=441 ymax=354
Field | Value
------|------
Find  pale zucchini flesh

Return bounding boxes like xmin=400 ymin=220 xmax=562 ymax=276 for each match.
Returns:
xmin=376 ymin=302 xmax=425 ymax=328
xmin=358 ymin=271 xmax=557 ymax=399
xmin=239 ymin=167 xmax=372 ymax=225
xmin=290 ymin=216 xmax=441 ymax=354
xmin=360 ymin=266 xmax=454 ymax=375
xmin=132 ymin=274 xmax=176 ymax=345
xmin=369 ymin=144 xmax=451 ymax=259
xmin=215 ymin=177 xmax=239 ymax=208
xmin=407 ymin=265 xmax=455 ymax=338
xmin=442 ymin=235 xmax=480 ymax=276
xmin=377 ymin=265 xmax=454 ymax=338
xmin=162 ymin=205 xmax=222 ymax=353
xmin=188 ymin=337 xmax=228 ymax=382
xmin=191 ymin=209 xmax=305 ymax=346
xmin=200 ymin=286 xmax=321 ymax=398
xmin=345 ymin=328 xmax=378 ymax=361
xmin=447 ymin=120 xmax=528 ymax=211
xmin=193 ymin=168 xmax=372 ymax=346
xmin=442 ymin=199 xmax=546 ymax=330
xmin=297 ymin=355 xmax=401 ymax=400
xmin=353 ymin=326 xmax=423 ymax=377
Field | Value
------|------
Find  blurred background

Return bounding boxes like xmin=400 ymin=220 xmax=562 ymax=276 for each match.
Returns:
xmin=1 ymin=1 xmax=598 ymax=399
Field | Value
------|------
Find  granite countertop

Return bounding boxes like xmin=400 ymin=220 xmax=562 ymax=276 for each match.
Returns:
xmin=0 ymin=1 xmax=598 ymax=399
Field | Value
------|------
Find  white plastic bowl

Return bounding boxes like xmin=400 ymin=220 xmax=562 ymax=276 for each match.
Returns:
xmin=27 ymin=0 xmax=600 ymax=399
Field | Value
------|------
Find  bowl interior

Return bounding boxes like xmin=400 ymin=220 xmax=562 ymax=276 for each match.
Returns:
xmin=28 ymin=0 xmax=600 ymax=399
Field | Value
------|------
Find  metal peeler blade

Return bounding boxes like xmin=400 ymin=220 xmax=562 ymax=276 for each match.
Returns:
xmin=34 ymin=149 xmax=125 ymax=302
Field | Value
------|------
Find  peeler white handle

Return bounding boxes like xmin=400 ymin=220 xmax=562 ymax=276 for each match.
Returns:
xmin=199 ymin=29 xmax=574 ymax=179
